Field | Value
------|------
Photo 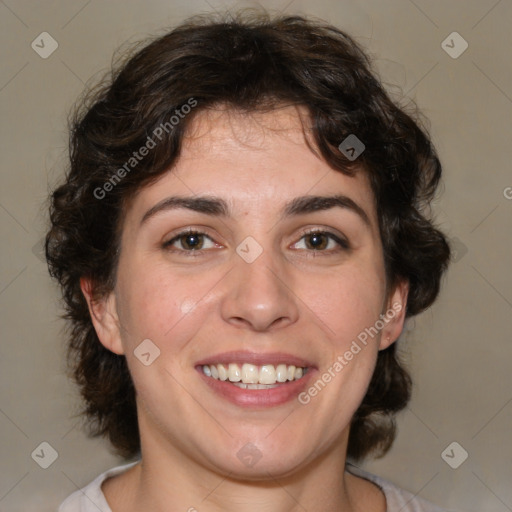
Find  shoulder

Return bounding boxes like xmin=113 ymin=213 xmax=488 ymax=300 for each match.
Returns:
xmin=346 ymin=462 xmax=448 ymax=512
xmin=58 ymin=462 xmax=138 ymax=512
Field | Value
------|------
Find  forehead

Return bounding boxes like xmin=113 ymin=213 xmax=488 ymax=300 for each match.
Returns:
xmin=182 ymin=104 xmax=314 ymax=154
xmin=125 ymin=105 xmax=377 ymax=227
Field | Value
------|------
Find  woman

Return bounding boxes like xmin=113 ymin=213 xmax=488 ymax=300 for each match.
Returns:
xmin=47 ymin=10 xmax=451 ymax=512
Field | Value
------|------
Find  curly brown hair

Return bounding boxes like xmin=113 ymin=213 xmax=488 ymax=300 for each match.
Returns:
xmin=46 ymin=10 xmax=450 ymax=462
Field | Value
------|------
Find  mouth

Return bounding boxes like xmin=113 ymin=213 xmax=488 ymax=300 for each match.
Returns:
xmin=195 ymin=351 xmax=315 ymax=407
xmin=201 ymin=362 xmax=308 ymax=388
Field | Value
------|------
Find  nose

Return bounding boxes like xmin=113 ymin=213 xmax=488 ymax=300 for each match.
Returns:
xmin=220 ymin=246 xmax=300 ymax=332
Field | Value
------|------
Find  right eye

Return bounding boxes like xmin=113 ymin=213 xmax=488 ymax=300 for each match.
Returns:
xmin=163 ymin=229 xmax=219 ymax=254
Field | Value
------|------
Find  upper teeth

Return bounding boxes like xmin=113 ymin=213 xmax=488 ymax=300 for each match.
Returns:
xmin=202 ymin=363 xmax=305 ymax=385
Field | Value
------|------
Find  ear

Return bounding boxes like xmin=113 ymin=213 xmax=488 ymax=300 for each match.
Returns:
xmin=379 ymin=279 xmax=409 ymax=351
xmin=80 ymin=277 xmax=124 ymax=355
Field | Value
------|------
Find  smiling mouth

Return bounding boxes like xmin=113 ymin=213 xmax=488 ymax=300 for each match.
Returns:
xmin=201 ymin=363 xmax=308 ymax=389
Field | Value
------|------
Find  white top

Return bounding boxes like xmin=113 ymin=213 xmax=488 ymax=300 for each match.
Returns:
xmin=59 ymin=461 xmax=448 ymax=511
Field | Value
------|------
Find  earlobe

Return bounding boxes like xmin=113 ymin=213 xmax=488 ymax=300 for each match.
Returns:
xmin=80 ymin=277 xmax=124 ymax=355
xmin=379 ymin=280 xmax=409 ymax=350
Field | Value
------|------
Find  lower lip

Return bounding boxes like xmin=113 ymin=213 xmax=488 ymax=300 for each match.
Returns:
xmin=196 ymin=367 xmax=315 ymax=408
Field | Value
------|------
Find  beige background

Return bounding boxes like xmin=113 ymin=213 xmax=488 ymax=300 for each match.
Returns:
xmin=1 ymin=1 xmax=511 ymax=511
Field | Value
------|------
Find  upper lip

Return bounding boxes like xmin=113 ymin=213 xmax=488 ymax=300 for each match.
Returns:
xmin=195 ymin=350 xmax=315 ymax=368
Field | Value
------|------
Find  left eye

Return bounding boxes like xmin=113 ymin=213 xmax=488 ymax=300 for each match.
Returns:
xmin=293 ymin=231 xmax=348 ymax=251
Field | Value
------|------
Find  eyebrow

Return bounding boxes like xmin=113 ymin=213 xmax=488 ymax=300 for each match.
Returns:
xmin=140 ymin=194 xmax=371 ymax=226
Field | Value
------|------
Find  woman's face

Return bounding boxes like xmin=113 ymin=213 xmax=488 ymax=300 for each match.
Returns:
xmin=87 ymin=105 xmax=407 ymax=478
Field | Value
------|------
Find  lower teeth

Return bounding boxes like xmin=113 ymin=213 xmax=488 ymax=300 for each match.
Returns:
xmin=230 ymin=382 xmax=281 ymax=389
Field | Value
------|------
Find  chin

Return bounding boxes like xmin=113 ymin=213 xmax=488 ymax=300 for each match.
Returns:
xmin=199 ymin=436 xmax=319 ymax=481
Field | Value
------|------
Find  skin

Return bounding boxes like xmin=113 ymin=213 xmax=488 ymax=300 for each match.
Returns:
xmin=82 ymin=104 xmax=408 ymax=512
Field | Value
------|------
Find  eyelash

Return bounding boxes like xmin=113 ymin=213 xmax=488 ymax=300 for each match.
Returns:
xmin=162 ymin=228 xmax=350 ymax=257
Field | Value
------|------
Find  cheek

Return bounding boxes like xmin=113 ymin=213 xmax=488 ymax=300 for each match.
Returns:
xmin=303 ymin=262 xmax=387 ymax=348
xmin=115 ymin=259 xmax=219 ymax=357
xmin=115 ymin=262 xmax=188 ymax=345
